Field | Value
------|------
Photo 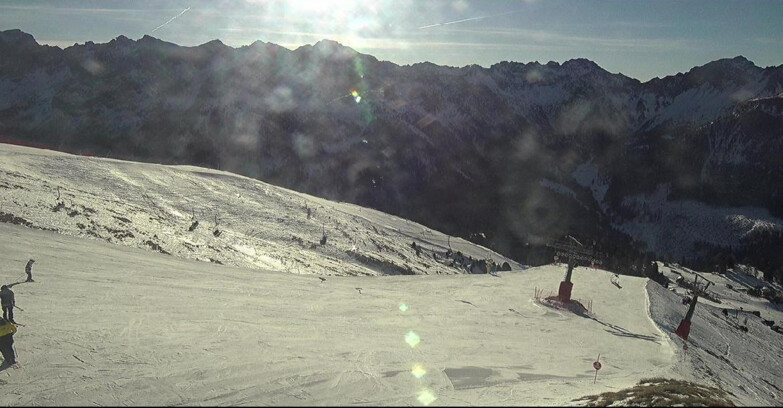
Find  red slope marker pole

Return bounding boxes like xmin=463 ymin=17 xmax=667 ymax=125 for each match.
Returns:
xmin=593 ymin=354 xmax=602 ymax=384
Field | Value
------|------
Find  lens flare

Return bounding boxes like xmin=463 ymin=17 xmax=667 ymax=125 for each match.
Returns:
xmin=350 ymin=56 xmax=373 ymax=123
xmin=405 ymin=330 xmax=421 ymax=348
xmin=418 ymin=388 xmax=438 ymax=406
xmin=411 ymin=363 xmax=427 ymax=379
xmin=399 ymin=303 xmax=409 ymax=312
xmin=354 ymin=57 xmax=365 ymax=78
xmin=351 ymin=89 xmax=362 ymax=104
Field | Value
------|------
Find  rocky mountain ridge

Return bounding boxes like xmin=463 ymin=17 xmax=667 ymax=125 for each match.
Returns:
xmin=1 ymin=29 xmax=782 ymax=271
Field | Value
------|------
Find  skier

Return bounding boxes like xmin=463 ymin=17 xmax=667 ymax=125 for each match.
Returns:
xmin=25 ymin=259 xmax=35 ymax=282
xmin=485 ymin=259 xmax=494 ymax=274
xmin=0 ymin=286 xmax=15 ymax=323
xmin=0 ymin=317 xmax=17 ymax=368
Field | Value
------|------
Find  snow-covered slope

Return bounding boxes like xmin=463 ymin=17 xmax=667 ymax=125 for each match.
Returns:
xmin=1 ymin=222 xmax=675 ymax=406
xmin=649 ymin=263 xmax=783 ymax=406
xmin=612 ymin=184 xmax=783 ymax=260
xmin=0 ymin=143 xmax=519 ymax=276
xmin=1 ymin=143 xmax=783 ymax=405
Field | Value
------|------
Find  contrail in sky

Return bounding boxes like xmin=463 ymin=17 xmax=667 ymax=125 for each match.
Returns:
xmin=151 ymin=7 xmax=191 ymax=33
xmin=417 ymin=9 xmax=522 ymax=30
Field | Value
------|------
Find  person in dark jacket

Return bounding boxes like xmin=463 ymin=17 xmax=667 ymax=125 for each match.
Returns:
xmin=25 ymin=259 xmax=35 ymax=282
xmin=0 ymin=317 xmax=17 ymax=367
xmin=0 ymin=286 xmax=15 ymax=323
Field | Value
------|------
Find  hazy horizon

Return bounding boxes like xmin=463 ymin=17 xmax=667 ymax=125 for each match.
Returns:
xmin=2 ymin=0 xmax=782 ymax=82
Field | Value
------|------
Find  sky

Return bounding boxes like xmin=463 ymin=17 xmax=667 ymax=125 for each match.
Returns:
xmin=1 ymin=0 xmax=782 ymax=81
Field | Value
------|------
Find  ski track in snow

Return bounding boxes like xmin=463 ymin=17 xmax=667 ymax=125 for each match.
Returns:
xmin=0 ymin=220 xmax=683 ymax=406
xmin=646 ymin=265 xmax=783 ymax=406
xmin=0 ymin=144 xmax=782 ymax=405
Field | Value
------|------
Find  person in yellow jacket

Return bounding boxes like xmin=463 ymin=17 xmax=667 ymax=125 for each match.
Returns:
xmin=0 ymin=317 xmax=17 ymax=368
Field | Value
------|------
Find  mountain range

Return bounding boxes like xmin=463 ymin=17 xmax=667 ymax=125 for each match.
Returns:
xmin=1 ymin=29 xmax=782 ymax=273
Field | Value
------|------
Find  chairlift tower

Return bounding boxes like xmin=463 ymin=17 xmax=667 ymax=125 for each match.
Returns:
xmin=547 ymin=235 xmax=599 ymax=303
xmin=675 ymin=274 xmax=713 ymax=341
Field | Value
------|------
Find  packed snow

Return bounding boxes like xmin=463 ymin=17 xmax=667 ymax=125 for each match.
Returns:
xmin=1 ymin=223 xmax=677 ymax=406
xmin=1 ymin=143 xmax=782 ymax=405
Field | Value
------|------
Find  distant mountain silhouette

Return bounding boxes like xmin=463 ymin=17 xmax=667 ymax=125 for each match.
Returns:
xmin=1 ymin=29 xmax=782 ymax=272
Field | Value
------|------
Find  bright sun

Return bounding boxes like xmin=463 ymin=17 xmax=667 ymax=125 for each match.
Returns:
xmin=286 ymin=0 xmax=369 ymax=18
xmin=246 ymin=0 xmax=390 ymax=50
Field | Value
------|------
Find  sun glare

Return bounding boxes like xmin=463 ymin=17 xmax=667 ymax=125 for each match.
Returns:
xmin=241 ymin=0 xmax=399 ymax=53
xmin=405 ymin=331 xmax=421 ymax=348
xmin=411 ymin=363 xmax=427 ymax=379
xmin=418 ymin=388 xmax=438 ymax=406
xmin=286 ymin=0 xmax=369 ymax=18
